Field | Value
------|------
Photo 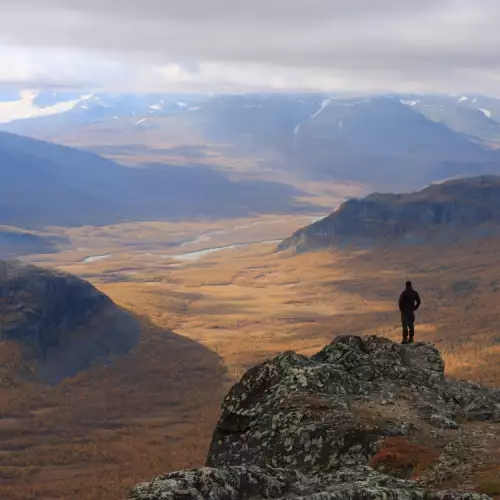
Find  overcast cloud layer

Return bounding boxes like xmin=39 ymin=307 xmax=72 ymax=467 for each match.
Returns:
xmin=1 ymin=0 xmax=500 ymax=94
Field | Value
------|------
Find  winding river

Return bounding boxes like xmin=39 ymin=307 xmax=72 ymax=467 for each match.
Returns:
xmin=170 ymin=240 xmax=282 ymax=261
xmin=81 ymin=215 xmax=325 ymax=264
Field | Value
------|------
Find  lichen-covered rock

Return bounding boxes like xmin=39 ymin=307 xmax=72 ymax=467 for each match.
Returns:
xmin=207 ymin=336 xmax=500 ymax=473
xmin=128 ymin=336 xmax=500 ymax=500
xmin=128 ymin=466 xmax=315 ymax=500
xmin=128 ymin=465 xmax=490 ymax=500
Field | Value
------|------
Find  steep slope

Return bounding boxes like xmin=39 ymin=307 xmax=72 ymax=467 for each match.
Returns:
xmin=129 ymin=335 xmax=500 ymax=499
xmin=399 ymin=94 xmax=500 ymax=146
xmin=460 ymin=95 xmax=500 ymax=132
xmin=279 ymin=175 xmax=500 ymax=252
xmin=0 ymin=260 xmax=140 ymax=383
xmin=293 ymin=97 xmax=500 ymax=189
xmin=0 ymin=130 xmax=128 ymax=227
xmin=0 ymin=131 xmax=316 ymax=228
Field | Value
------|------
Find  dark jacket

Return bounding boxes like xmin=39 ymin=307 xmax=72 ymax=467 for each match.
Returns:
xmin=398 ymin=288 xmax=421 ymax=313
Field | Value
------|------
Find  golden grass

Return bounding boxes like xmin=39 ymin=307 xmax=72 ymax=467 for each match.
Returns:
xmin=0 ymin=320 xmax=228 ymax=500
xmin=96 ymin=238 xmax=500 ymax=385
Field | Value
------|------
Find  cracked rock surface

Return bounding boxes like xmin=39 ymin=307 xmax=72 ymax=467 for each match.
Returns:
xmin=128 ymin=335 xmax=500 ymax=500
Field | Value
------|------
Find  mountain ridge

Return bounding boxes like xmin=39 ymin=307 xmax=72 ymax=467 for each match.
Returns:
xmin=279 ymin=175 xmax=500 ymax=252
xmin=0 ymin=130 xmax=317 ymax=228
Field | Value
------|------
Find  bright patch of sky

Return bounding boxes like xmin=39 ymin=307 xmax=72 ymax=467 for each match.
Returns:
xmin=0 ymin=90 xmax=86 ymax=123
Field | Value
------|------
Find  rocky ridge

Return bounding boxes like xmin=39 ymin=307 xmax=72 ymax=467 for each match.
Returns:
xmin=129 ymin=335 xmax=500 ymax=499
xmin=279 ymin=175 xmax=500 ymax=252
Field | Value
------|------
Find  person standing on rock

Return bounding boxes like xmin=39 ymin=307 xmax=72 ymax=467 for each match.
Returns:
xmin=398 ymin=281 xmax=421 ymax=344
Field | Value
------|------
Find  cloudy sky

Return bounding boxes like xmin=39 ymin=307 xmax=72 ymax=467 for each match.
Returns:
xmin=1 ymin=0 xmax=500 ymax=95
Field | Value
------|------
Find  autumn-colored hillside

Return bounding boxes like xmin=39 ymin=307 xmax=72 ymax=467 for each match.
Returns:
xmin=3 ymin=228 xmax=500 ymax=498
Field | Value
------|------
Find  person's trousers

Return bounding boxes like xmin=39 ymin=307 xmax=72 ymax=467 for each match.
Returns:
xmin=401 ymin=311 xmax=415 ymax=343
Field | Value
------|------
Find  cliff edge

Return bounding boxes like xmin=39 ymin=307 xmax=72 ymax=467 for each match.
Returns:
xmin=129 ymin=335 xmax=500 ymax=500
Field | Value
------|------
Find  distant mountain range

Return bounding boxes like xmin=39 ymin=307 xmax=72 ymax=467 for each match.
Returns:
xmin=3 ymin=90 xmax=500 ymax=145
xmin=279 ymin=175 xmax=500 ymax=252
xmin=0 ymin=90 xmax=208 ymax=125
xmin=0 ymin=130 xmax=316 ymax=228
xmin=3 ymin=91 xmax=500 ymax=192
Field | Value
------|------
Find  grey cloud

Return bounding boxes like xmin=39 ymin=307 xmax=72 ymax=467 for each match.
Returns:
xmin=1 ymin=0 xmax=500 ymax=94
xmin=0 ymin=81 xmax=87 ymax=91
xmin=4 ymin=0 xmax=440 ymax=24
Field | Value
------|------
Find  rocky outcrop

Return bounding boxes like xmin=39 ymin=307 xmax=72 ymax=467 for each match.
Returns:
xmin=129 ymin=466 xmax=488 ymax=500
xmin=279 ymin=175 xmax=500 ymax=252
xmin=128 ymin=335 xmax=500 ymax=499
xmin=0 ymin=260 xmax=140 ymax=383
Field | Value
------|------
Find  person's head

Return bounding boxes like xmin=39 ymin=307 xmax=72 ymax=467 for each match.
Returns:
xmin=405 ymin=280 xmax=412 ymax=289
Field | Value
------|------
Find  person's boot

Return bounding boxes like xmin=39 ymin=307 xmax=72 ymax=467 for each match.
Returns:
xmin=401 ymin=335 xmax=408 ymax=345
xmin=409 ymin=335 xmax=414 ymax=344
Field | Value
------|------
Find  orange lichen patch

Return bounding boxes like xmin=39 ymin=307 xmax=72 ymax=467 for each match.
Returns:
xmin=370 ymin=437 xmax=440 ymax=480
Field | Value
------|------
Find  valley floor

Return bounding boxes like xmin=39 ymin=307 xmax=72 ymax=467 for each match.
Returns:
xmin=2 ymin=217 xmax=500 ymax=498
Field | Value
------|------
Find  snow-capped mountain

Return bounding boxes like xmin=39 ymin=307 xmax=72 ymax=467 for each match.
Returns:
xmin=4 ymin=89 xmax=500 ymax=145
xmin=3 ymin=90 xmax=500 ymax=193
xmin=397 ymin=93 xmax=500 ymax=145
xmin=0 ymin=90 xmax=87 ymax=123
xmin=0 ymin=90 xmax=209 ymax=125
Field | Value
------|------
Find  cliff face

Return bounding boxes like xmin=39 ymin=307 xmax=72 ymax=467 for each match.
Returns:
xmin=129 ymin=335 xmax=500 ymax=500
xmin=0 ymin=260 xmax=140 ymax=383
xmin=279 ymin=175 xmax=500 ymax=252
